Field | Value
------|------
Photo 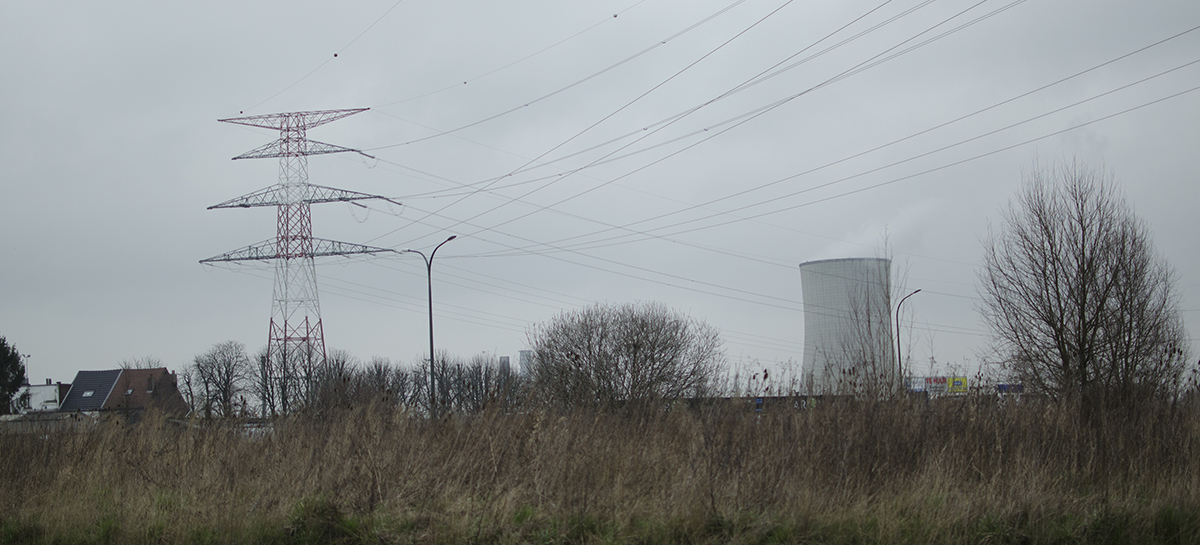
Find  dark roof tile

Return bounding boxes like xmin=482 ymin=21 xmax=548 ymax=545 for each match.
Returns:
xmin=59 ymin=370 xmax=122 ymax=412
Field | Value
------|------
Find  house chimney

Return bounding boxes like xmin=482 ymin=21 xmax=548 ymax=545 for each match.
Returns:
xmin=46 ymin=378 xmax=51 ymax=385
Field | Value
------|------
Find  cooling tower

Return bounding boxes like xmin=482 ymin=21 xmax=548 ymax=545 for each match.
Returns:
xmin=800 ymin=258 xmax=895 ymax=394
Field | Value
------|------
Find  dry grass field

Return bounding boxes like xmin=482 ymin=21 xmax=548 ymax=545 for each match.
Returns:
xmin=2 ymin=395 xmax=1199 ymax=544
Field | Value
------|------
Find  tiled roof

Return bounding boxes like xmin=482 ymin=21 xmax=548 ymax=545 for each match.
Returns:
xmin=59 ymin=370 xmax=122 ymax=412
xmin=101 ymin=368 xmax=189 ymax=415
xmin=57 ymin=368 xmax=189 ymax=416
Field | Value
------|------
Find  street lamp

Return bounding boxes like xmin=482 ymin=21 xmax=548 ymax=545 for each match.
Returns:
xmin=896 ymin=288 xmax=921 ymax=387
xmin=401 ymin=235 xmax=456 ymax=418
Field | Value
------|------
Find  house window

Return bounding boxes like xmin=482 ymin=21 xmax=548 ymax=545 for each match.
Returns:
xmin=82 ymin=390 xmax=94 ymax=397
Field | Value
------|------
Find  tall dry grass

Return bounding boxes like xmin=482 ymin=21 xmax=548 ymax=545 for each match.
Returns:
xmin=2 ymin=395 xmax=1199 ymax=543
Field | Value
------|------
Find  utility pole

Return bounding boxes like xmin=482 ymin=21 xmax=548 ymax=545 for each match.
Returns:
xmin=202 ymin=109 xmax=396 ymax=391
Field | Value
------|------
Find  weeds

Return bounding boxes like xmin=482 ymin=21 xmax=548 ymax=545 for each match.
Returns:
xmin=0 ymin=395 xmax=1196 ymax=543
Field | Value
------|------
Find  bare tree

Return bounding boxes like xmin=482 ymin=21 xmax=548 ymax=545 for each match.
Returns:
xmin=390 ymin=360 xmax=423 ymax=409
xmin=248 ymin=347 xmax=279 ymax=417
xmin=440 ymin=353 xmax=507 ymax=414
xmin=831 ymin=277 xmax=897 ymax=397
xmin=178 ymin=365 xmax=198 ymax=415
xmin=352 ymin=356 xmax=396 ymax=406
xmin=979 ymin=161 xmax=1189 ymax=402
xmin=307 ymin=348 xmax=355 ymax=411
xmin=528 ymin=302 xmax=723 ymax=410
xmin=191 ymin=341 xmax=250 ymax=418
xmin=255 ymin=344 xmax=311 ymax=415
xmin=119 ymin=356 xmax=164 ymax=369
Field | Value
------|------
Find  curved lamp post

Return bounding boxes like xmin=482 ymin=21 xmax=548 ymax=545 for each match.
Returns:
xmin=401 ymin=235 xmax=456 ymax=418
xmin=896 ymin=288 xmax=921 ymax=387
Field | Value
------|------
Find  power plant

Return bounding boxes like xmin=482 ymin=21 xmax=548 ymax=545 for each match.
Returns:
xmin=799 ymin=258 xmax=895 ymax=394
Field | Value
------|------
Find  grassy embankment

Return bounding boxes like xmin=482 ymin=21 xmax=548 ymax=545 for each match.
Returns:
xmin=1 ymin=396 xmax=1198 ymax=544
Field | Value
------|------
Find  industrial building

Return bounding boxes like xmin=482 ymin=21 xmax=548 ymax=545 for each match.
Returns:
xmin=800 ymin=258 xmax=895 ymax=394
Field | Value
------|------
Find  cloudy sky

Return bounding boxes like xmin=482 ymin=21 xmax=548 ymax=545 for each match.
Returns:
xmin=3 ymin=0 xmax=1199 ymax=386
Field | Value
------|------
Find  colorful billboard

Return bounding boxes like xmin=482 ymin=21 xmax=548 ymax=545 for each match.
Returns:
xmin=906 ymin=376 xmax=969 ymax=395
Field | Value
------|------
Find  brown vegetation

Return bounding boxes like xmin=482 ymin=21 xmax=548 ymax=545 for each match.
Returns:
xmin=1 ymin=393 xmax=1199 ymax=544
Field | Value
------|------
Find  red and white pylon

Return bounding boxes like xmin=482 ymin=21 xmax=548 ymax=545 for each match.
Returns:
xmin=202 ymin=109 xmax=395 ymax=378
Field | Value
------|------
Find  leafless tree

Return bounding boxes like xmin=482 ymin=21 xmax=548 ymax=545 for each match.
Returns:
xmin=830 ymin=275 xmax=897 ymax=397
xmin=119 ymin=356 xmax=163 ymax=370
xmin=528 ymin=302 xmax=723 ymax=410
xmin=979 ymin=161 xmax=1189 ymax=403
xmin=389 ymin=360 xmax=424 ymax=409
xmin=257 ymin=343 xmax=315 ymax=415
xmin=248 ymin=347 xmax=279 ymax=417
xmin=191 ymin=340 xmax=250 ymax=418
xmin=439 ymin=353 xmax=510 ymax=414
xmin=349 ymin=356 xmax=396 ymax=406
xmin=177 ymin=365 xmax=198 ymax=414
xmin=306 ymin=348 xmax=355 ymax=411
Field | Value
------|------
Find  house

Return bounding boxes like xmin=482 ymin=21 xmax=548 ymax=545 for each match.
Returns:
xmin=11 ymin=379 xmax=72 ymax=413
xmin=59 ymin=368 xmax=189 ymax=416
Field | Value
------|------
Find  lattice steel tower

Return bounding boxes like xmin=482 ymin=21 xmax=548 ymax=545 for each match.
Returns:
xmin=201 ymin=108 xmax=392 ymax=373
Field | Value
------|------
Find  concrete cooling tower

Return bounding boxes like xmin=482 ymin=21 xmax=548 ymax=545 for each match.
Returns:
xmin=800 ymin=258 xmax=895 ymax=394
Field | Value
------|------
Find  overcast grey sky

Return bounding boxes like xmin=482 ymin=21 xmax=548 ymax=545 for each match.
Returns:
xmin=3 ymin=0 xmax=1198 ymax=386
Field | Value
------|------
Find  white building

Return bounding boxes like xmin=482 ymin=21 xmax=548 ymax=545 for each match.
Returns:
xmin=12 ymin=379 xmax=70 ymax=414
xmin=800 ymin=258 xmax=895 ymax=394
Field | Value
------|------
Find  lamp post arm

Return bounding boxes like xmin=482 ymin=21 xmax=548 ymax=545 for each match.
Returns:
xmin=431 ymin=235 xmax=456 ymax=261
xmin=896 ymin=288 xmax=922 ymax=385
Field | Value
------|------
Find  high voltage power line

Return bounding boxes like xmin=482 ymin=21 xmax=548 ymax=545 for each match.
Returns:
xmin=374 ymin=0 xmax=652 ymax=107
xmin=360 ymin=0 xmax=952 ymax=249
xmin=365 ymin=0 xmax=761 ymax=149
xmin=465 ymin=55 xmax=1200 ymax=260
xmin=216 ymin=1 xmax=1199 ymax=363
xmin=360 ymin=36 xmax=1199 ymax=269
xmin=333 ymin=73 xmax=1200 ymax=343
xmin=371 ymin=0 xmax=1030 ymax=252
xmin=299 ymin=14 xmax=1200 ymax=359
xmin=381 ymin=0 xmax=805 ymax=250
xmin=348 ymin=200 xmax=989 ymax=339
xmin=242 ymin=0 xmax=648 ymax=114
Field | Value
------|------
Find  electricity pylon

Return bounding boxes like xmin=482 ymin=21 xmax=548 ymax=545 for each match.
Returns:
xmin=202 ymin=108 xmax=394 ymax=380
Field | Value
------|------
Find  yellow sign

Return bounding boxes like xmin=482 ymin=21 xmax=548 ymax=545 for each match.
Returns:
xmin=948 ymin=376 xmax=968 ymax=393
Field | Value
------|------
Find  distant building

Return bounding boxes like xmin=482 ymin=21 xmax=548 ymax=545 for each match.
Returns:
xmin=11 ymin=379 xmax=71 ymax=414
xmin=518 ymin=350 xmax=534 ymax=376
xmin=800 ymin=258 xmax=895 ymax=394
xmin=59 ymin=368 xmax=189 ymax=416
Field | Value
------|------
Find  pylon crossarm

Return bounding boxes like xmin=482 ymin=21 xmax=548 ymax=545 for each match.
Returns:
xmin=201 ymin=238 xmax=394 ymax=263
xmin=200 ymin=240 xmax=277 ymax=263
xmin=207 ymin=186 xmax=282 ymax=209
xmin=218 ymin=108 xmax=369 ymax=131
xmin=208 ymin=184 xmax=400 ymax=209
xmin=232 ymin=138 xmax=373 ymax=161
xmin=309 ymin=238 xmax=394 ymax=258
